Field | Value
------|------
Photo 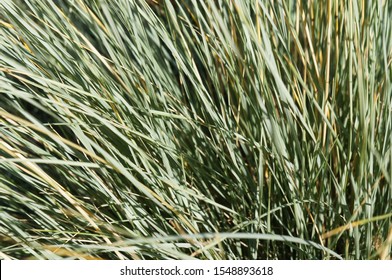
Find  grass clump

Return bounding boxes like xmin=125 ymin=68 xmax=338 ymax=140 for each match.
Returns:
xmin=0 ymin=0 xmax=391 ymax=259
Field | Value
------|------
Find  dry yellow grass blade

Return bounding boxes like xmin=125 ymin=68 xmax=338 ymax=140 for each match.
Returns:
xmin=0 ymin=110 xmax=108 ymax=166
xmin=378 ymin=224 xmax=392 ymax=260
xmin=322 ymin=213 xmax=392 ymax=240
xmin=42 ymin=245 xmax=104 ymax=260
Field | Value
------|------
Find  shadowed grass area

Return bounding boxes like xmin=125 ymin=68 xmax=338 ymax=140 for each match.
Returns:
xmin=0 ymin=0 xmax=391 ymax=259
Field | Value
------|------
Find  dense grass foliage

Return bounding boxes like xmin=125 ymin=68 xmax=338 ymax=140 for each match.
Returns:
xmin=0 ymin=0 xmax=391 ymax=259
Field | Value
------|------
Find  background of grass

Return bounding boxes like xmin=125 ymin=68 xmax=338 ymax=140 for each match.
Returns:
xmin=0 ymin=0 xmax=391 ymax=259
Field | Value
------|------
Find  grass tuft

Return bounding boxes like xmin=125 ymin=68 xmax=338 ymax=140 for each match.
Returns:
xmin=0 ymin=0 xmax=391 ymax=259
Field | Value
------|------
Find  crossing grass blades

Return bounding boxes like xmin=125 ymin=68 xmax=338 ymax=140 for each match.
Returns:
xmin=0 ymin=0 xmax=391 ymax=259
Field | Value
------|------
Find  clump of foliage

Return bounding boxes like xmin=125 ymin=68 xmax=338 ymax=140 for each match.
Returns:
xmin=0 ymin=0 xmax=391 ymax=259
